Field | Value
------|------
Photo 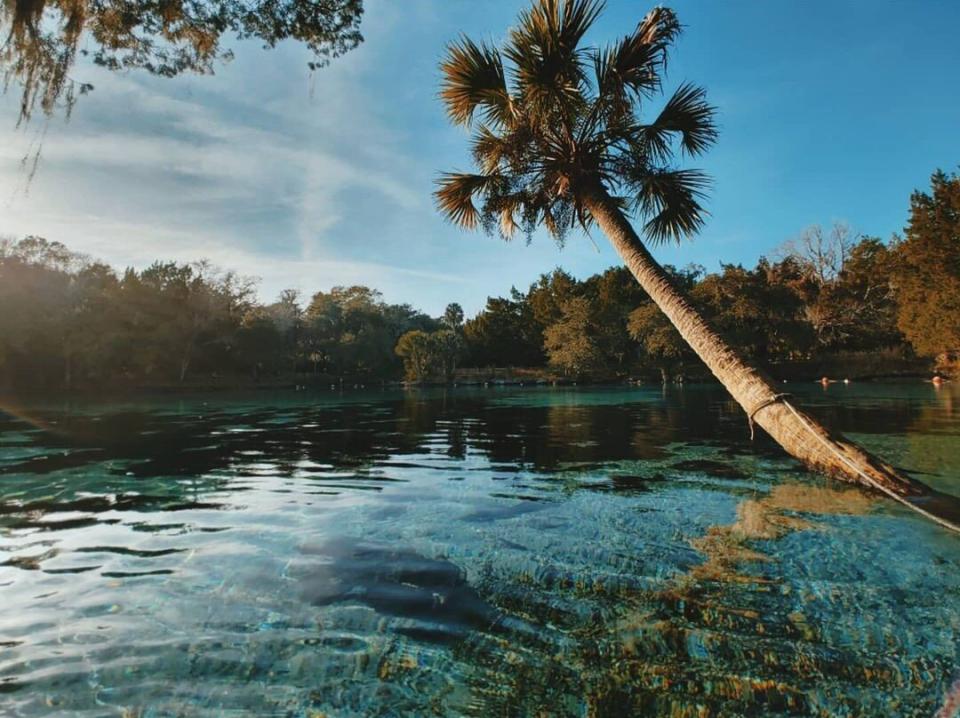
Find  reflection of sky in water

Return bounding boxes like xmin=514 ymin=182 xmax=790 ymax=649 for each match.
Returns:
xmin=0 ymin=384 xmax=958 ymax=716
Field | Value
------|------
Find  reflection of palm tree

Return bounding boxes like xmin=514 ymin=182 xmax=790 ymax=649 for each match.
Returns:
xmin=685 ymin=482 xmax=874 ymax=584
xmin=458 ymin=479 xmax=949 ymax=715
xmin=595 ymin=482 xmax=921 ymax=714
xmin=436 ymin=0 xmax=920 ymax=496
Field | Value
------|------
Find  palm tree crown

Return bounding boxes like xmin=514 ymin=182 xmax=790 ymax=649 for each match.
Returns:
xmin=436 ymin=0 xmax=717 ymax=246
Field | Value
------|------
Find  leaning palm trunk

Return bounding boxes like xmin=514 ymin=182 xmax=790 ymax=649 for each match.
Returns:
xmin=584 ymin=184 xmax=925 ymax=496
xmin=435 ymin=1 xmax=929 ymax=499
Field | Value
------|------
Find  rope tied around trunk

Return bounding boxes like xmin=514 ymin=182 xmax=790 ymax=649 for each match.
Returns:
xmin=747 ymin=393 xmax=792 ymax=441
xmin=778 ymin=399 xmax=960 ymax=535
xmin=748 ymin=394 xmax=960 ymax=535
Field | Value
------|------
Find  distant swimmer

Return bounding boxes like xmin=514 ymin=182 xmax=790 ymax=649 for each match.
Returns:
xmin=932 ymin=375 xmax=945 ymax=387
xmin=820 ymin=376 xmax=831 ymax=387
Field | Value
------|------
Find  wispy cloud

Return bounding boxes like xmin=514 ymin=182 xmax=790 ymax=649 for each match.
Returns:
xmin=0 ymin=2 xmax=437 ymax=302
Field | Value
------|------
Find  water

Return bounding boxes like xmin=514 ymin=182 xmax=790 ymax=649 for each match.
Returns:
xmin=1 ymin=383 xmax=959 ymax=717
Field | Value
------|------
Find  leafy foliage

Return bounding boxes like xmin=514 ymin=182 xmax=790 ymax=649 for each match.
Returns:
xmin=0 ymin=237 xmax=437 ymax=389
xmin=463 ymin=294 xmax=543 ymax=367
xmin=0 ymin=237 xmax=256 ymax=387
xmin=893 ymin=169 xmax=960 ymax=358
xmin=1 ymin=0 xmax=364 ymax=122
xmin=694 ymin=261 xmax=813 ymax=361
xmin=394 ymin=330 xmax=434 ymax=382
xmin=395 ymin=328 xmax=464 ymax=382
xmin=303 ymin=286 xmax=436 ymax=378
xmin=543 ymin=295 xmax=603 ymax=376
xmin=627 ymin=264 xmax=699 ymax=378
xmin=442 ymin=302 xmax=465 ymax=329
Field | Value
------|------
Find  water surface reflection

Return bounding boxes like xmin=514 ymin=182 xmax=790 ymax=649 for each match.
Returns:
xmin=1 ymin=385 xmax=958 ymax=716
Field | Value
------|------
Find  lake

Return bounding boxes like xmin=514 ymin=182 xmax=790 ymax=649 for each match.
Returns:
xmin=1 ymin=384 xmax=959 ymax=716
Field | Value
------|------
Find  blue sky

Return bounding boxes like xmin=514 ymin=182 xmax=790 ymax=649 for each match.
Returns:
xmin=1 ymin=0 xmax=958 ymax=316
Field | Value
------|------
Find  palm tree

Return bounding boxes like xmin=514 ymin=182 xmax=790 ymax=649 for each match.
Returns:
xmin=435 ymin=0 xmax=921 ymax=496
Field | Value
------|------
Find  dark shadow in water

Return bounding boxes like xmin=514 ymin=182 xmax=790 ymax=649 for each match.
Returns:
xmin=299 ymin=539 xmax=501 ymax=645
xmin=0 ymin=386 xmax=934 ymax=478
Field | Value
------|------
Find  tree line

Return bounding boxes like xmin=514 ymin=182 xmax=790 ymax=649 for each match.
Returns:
xmin=464 ymin=169 xmax=959 ymax=381
xmin=0 ymin=169 xmax=956 ymax=391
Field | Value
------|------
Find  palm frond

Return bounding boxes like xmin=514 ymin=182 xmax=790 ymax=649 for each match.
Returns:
xmin=440 ymin=36 xmax=512 ymax=127
xmin=470 ymin=125 xmax=508 ymax=173
xmin=589 ymin=48 xmax=630 ymax=126
xmin=491 ymin=192 xmax=526 ymax=239
xmin=556 ymin=0 xmax=605 ymax=53
xmin=504 ymin=0 xmax=600 ymax=121
xmin=632 ymin=168 xmax=710 ymax=244
xmin=542 ymin=203 xmax=562 ymax=238
xmin=597 ymin=6 xmax=681 ymax=103
xmin=470 ymin=123 xmax=535 ymax=174
xmin=644 ymin=82 xmax=717 ymax=156
xmin=434 ymin=172 xmax=502 ymax=229
xmin=508 ymin=0 xmax=603 ymax=60
xmin=634 ymin=6 xmax=682 ymax=69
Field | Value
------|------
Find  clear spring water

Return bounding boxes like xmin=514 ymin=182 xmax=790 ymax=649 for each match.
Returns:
xmin=1 ymin=383 xmax=959 ymax=717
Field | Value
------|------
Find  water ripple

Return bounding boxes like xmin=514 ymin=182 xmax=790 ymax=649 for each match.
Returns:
xmin=0 ymin=386 xmax=958 ymax=715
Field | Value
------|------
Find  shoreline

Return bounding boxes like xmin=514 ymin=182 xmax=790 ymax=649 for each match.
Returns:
xmin=0 ymin=366 xmax=948 ymax=401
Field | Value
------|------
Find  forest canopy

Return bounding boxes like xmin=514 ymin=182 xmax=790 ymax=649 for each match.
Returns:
xmin=0 ymin=169 xmax=956 ymax=391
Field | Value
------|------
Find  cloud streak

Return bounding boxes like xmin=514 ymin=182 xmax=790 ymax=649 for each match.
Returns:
xmin=0 ymin=3 xmax=436 ymax=304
